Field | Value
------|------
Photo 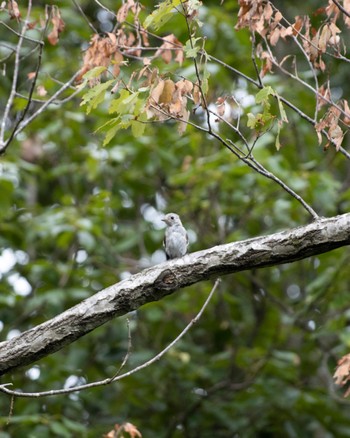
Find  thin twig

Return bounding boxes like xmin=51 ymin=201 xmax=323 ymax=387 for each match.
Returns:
xmin=180 ymin=0 xmax=212 ymax=133
xmin=0 ymin=0 xmax=33 ymax=148
xmin=0 ymin=279 xmax=221 ymax=398
xmin=72 ymin=0 xmax=99 ymax=34
xmin=111 ymin=318 xmax=133 ymax=378
xmin=0 ymin=20 xmax=42 ymax=44
xmin=331 ymin=0 xmax=350 ymax=18
xmin=1 ymin=9 xmax=49 ymax=154
xmin=5 ymin=71 xmax=81 ymax=145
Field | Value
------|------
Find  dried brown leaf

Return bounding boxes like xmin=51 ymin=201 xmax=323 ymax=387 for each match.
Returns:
xmin=47 ymin=7 xmax=65 ymax=45
xmin=154 ymin=34 xmax=183 ymax=65
xmin=140 ymin=28 xmax=150 ymax=47
xmin=317 ymin=83 xmax=331 ymax=110
xmin=280 ymin=26 xmax=293 ymax=39
xmin=117 ymin=3 xmax=129 ymax=23
xmin=8 ymin=0 xmax=20 ymax=20
xmin=159 ymin=79 xmax=175 ymax=104
xmin=123 ymin=422 xmax=142 ymax=438
xmin=274 ymin=11 xmax=282 ymax=22
xmin=150 ymin=80 xmax=165 ymax=104
xmin=193 ymin=82 xmax=201 ymax=105
xmin=269 ymin=27 xmax=281 ymax=46
xmin=216 ymin=96 xmax=226 ymax=117
xmin=329 ymin=124 xmax=343 ymax=150
xmin=334 ymin=354 xmax=350 ymax=387
xmin=292 ymin=15 xmax=304 ymax=35
xmin=325 ymin=0 xmax=340 ymax=21
xmin=104 ymin=422 xmax=142 ymax=438
xmin=37 ymin=85 xmax=47 ymax=97
xmin=113 ymin=51 xmax=124 ymax=77
xmin=176 ymin=79 xmax=193 ymax=95
xmin=344 ymin=0 xmax=350 ymax=28
xmin=342 ymin=100 xmax=350 ymax=125
xmin=319 ymin=24 xmax=332 ymax=53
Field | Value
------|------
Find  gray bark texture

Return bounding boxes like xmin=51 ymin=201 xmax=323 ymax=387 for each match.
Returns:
xmin=0 ymin=213 xmax=350 ymax=376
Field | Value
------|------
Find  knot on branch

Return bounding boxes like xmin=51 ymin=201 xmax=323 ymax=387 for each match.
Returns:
xmin=154 ymin=269 xmax=178 ymax=291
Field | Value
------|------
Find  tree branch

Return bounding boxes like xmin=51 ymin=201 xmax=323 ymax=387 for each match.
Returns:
xmin=0 ymin=213 xmax=350 ymax=376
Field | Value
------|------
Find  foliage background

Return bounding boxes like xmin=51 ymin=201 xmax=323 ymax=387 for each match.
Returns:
xmin=0 ymin=0 xmax=350 ymax=436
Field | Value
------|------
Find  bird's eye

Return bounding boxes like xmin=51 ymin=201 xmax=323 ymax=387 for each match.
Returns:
xmin=170 ymin=216 xmax=174 ymax=220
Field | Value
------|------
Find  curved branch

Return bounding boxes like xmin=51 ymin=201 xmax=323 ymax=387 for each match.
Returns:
xmin=0 ymin=213 xmax=350 ymax=376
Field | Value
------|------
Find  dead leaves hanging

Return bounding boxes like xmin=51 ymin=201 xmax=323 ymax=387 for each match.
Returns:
xmin=47 ymin=6 xmax=65 ymax=46
xmin=147 ymin=78 xmax=193 ymax=133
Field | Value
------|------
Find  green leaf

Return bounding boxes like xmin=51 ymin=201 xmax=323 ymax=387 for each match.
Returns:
xmin=131 ymin=113 xmax=147 ymax=138
xmin=275 ymin=121 xmax=282 ymax=151
xmin=144 ymin=0 xmax=182 ymax=30
xmin=109 ymin=89 xmax=132 ymax=114
xmin=80 ymin=80 xmax=114 ymax=114
xmin=184 ymin=37 xmax=201 ymax=58
xmin=247 ymin=113 xmax=257 ymax=129
xmin=82 ymin=66 xmax=107 ymax=80
xmin=201 ymin=63 xmax=210 ymax=96
xmin=276 ymin=94 xmax=289 ymax=123
xmin=255 ymin=86 xmax=274 ymax=104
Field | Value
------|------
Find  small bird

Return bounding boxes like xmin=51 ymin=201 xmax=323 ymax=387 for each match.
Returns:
xmin=162 ymin=213 xmax=189 ymax=260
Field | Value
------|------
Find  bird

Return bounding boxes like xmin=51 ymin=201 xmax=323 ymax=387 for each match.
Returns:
xmin=162 ymin=213 xmax=189 ymax=260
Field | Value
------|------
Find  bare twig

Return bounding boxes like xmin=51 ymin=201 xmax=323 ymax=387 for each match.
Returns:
xmin=331 ymin=0 xmax=350 ymax=18
xmin=0 ymin=279 xmax=221 ymax=398
xmin=1 ymin=8 xmax=49 ymax=154
xmin=8 ymin=71 xmax=81 ymax=141
xmin=72 ymin=0 xmax=99 ymax=34
xmin=0 ymin=0 xmax=33 ymax=148
xmin=0 ymin=20 xmax=42 ymax=44
xmin=111 ymin=318 xmax=133 ymax=378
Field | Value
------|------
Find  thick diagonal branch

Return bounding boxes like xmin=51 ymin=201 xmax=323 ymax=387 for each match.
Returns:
xmin=0 ymin=213 xmax=350 ymax=376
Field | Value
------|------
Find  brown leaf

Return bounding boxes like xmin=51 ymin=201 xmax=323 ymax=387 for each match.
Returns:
xmin=8 ymin=0 xmax=20 ymax=20
xmin=37 ymin=85 xmax=47 ymax=97
xmin=269 ymin=27 xmax=281 ymax=46
xmin=159 ymin=79 xmax=175 ymax=104
xmin=344 ymin=0 xmax=350 ymax=28
xmin=178 ymin=108 xmax=189 ymax=134
xmin=318 ymin=24 xmax=332 ymax=53
xmin=274 ymin=11 xmax=282 ymax=22
xmin=342 ymin=100 xmax=350 ymax=125
xmin=280 ymin=26 xmax=293 ymax=39
xmin=216 ymin=96 xmax=226 ymax=117
xmin=193 ymin=82 xmax=201 ymax=105
xmin=176 ymin=79 xmax=193 ymax=95
xmin=27 ymin=72 xmax=36 ymax=80
xmin=104 ymin=422 xmax=142 ymax=438
xmin=113 ymin=51 xmax=124 ymax=77
xmin=334 ymin=354 xmax=350 ymax=388
xmin=150 ymin=80 xmax=165 ymax=104
xmin=123 ymin=422 xmax=142 ymax=438
xmin=154 ymin=34 xmax=183 ymax=65
xmin=47 ymin=7 xmax=65 ymax=45
xmin=325 ymin=0 xmax=340 ymax=20
xmin=329 ymin=124 xmax=343 ymax=151
xmin=292 ymin=16 xmax=304 ymax=35
xmin=116 ymin=0 xmax=139 ymax=24
xmin=116 ymin=3 xmax=129 ymax=23
xmin=140 ymin=28 xmax=150 ymax=47
xmin=317 ymin=83 xmax=331 ymax=110
xmin=315 ymin=106 xmax=343 ymax=150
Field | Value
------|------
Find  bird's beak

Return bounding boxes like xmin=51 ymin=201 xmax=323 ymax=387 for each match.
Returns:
xmin=161 ymin=218 xmax=168 ymax=225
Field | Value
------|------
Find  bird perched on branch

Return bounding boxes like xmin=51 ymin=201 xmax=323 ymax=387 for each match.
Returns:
xmin=162 ymin=213 xmax=189 ymax=260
